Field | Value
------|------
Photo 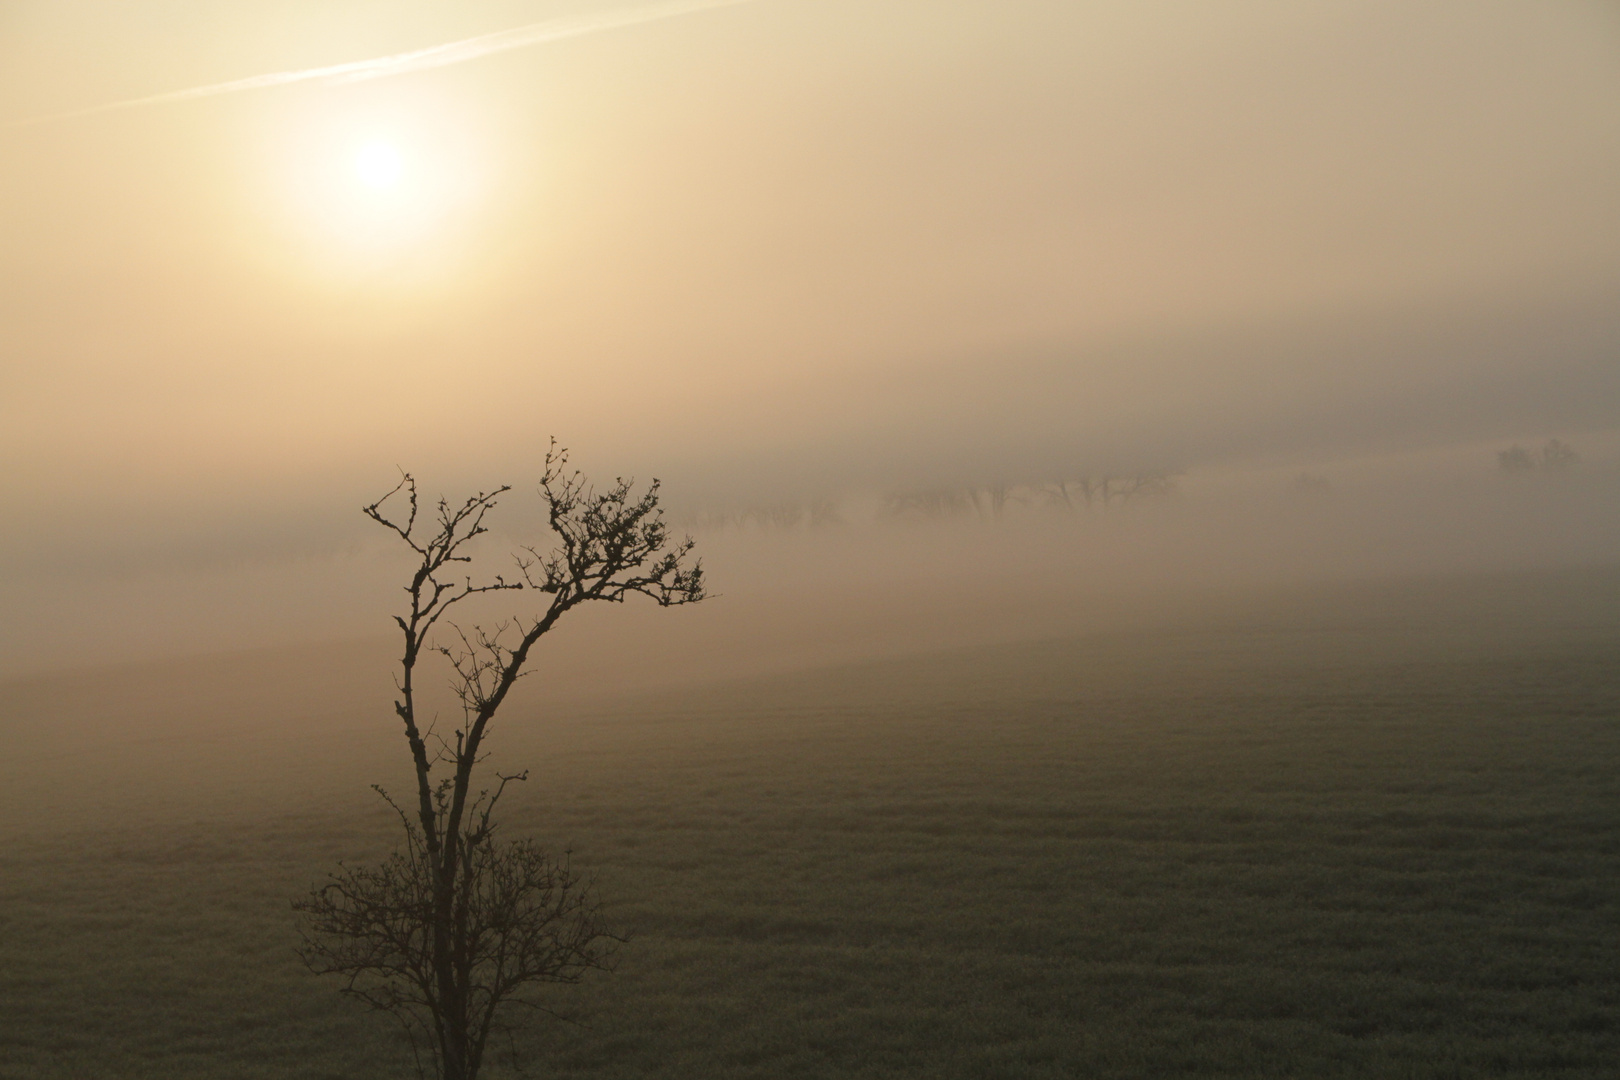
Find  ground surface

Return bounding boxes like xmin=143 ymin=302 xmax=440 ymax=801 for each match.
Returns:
xmin=2 ymin=567 xmax=1618 ymax=1078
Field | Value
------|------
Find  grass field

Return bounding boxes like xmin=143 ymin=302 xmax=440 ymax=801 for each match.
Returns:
xmin=2 ymin=567 xmax=1618 ymax=1078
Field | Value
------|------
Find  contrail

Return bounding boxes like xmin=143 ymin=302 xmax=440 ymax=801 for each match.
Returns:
xmin=7 ymin=0 xmax=756 ymax=129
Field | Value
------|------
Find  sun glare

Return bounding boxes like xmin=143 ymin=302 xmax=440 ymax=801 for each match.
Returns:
xmin=353 ymin=141 xmax=403 ymax=189
xmin=258 ymin=88 xmax=493 ymax=279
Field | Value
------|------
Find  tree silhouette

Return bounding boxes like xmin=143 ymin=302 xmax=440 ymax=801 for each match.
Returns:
xmin=1540 ymin=439 xmax=1578 ymax=470
xmin=1498 ymin=445 xmax=1536 ymax=472
xmin=295 ymin=441 xmax=705 ymax=1080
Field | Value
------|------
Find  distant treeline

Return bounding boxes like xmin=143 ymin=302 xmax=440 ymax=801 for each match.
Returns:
xmin=679 ymin=500 xmax=846 ymax=532
xmin=677 ymin=472 xmax=1179 ymax=532
xmin=1498 ymin=439 xmax=1578 ymax=474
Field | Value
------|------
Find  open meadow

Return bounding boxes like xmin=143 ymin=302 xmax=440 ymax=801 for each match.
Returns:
xmin=2 ymin=566 xmax=1618 ymax=1079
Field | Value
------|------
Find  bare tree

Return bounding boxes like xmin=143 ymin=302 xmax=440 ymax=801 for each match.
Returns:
xmin=1037 ymin=473 xmax=1176 ymax=511
xmin=879 ymin=487 xmax=985 ymax=521
xmin=295 ymin=442 xmax=705 ymax=1080
xmin=807 ymin=498 xmax=843 ymax=528
xmin=1540 ymin=439 xmax=1578 ymax=470
xmin=985 ymin=482 xmax=1021 ymax=518
xmin=1498 ymin=444 xmax=1536 ymax=472
xmin=739 ymin=503 xmax=805 ymax=530
xmin=1106 ymin=471 xmax=1176 ymax=505
xmin=1498 ymin=440 xmax=1579 ymax=474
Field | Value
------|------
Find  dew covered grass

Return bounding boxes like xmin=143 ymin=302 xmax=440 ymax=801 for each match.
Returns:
xmin=2 ymin=569 xmax=1618 ymax=1078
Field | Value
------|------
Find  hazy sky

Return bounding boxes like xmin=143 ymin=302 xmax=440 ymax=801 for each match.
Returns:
xmin=2 ymin=1 xmax=1618 ymax=674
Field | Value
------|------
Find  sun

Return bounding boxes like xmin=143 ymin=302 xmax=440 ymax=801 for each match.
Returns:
xmin=254 ymin=88 xmax=495 ymax=281
xmin=353 ymin=141 xmax=404 ymax=190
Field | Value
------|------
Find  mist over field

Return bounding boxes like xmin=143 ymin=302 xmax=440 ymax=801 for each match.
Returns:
xmin=3 ymin=428 xmax=1617 ymax=679
xmin=2 ymin=2 xmax=1619 ymax=1077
